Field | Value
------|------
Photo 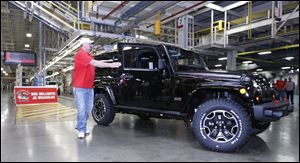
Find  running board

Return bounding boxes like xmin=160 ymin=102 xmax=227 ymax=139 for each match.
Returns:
xmin=114 ymin=105 xmax=187 ymax=117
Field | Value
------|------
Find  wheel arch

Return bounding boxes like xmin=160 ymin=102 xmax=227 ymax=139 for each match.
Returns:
xmin=94 ymin=86 xmax=116 ymax=105
xmin=183 ymin=87 xmax=247 ymax=116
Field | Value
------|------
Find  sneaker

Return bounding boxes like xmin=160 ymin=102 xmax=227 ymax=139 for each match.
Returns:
xmin=78 ymin=132 xmax=85 ymax=139
xmin=85 ymin=129 xmax=90 ymax=136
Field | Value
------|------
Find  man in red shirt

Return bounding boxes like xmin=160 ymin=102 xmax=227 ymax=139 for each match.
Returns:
xmin=73 ymin=38 xmax=121 ymax=139
xmin=275 ymin=76 xmax=286 ymax=101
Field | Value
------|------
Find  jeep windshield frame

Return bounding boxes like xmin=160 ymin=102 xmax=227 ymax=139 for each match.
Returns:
xmin=163 ymin=45 xmax=208 ymax=72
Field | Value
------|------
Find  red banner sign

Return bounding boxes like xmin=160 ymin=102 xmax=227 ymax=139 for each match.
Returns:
xmin=14 ymin=86 xmax=58 ymax=105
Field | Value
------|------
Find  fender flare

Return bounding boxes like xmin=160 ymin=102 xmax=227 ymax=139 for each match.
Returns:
xmin=94 ymin=86 xmax=117 ymax=105
xmin=182 ymin=86 xmax=243 ymax=113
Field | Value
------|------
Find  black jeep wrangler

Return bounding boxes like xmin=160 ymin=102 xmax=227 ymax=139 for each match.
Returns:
xmin=92 ymin=43 xmax=293 ymax=152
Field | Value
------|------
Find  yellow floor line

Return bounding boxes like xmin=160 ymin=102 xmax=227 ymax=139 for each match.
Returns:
xmin=21 ymin=109 xmax=75 ymax=117
xmin=21 ymin=107 xmax=74 ymax=116
xmin=18 ymin=104 xmax=61 ymax=109
xmin=19 ymin=105 xmax=70 ymax=111
xmin=24 ymin=113 xmax=77 ymax=123
xmin=25 ymin=109 xmax=76 ymax=119
xmin=16 ymin=103 xmax=77 ymax=124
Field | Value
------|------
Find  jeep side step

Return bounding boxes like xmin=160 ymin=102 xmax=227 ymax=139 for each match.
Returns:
xmin=114 ymin=105 xmax=187 ymax=118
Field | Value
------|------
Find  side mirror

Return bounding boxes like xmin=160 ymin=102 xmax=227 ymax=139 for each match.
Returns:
xmin=158 ymin=59 xmax=166 ymax=70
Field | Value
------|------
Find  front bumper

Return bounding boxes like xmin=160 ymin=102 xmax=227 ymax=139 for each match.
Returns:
xmin=253 ymin=101 xmax=294 ymax=121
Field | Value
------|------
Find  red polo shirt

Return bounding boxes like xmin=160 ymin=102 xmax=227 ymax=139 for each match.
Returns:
xmin=72 ymin=48 xmax=95 ymax=88
xmin=275 ymin=80 xmax=286 ymax=91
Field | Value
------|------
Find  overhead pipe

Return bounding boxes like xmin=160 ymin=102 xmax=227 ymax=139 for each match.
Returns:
xmin=238 ymin=44 xmax=299 ymax=56
xmin=238 ymin=56 xmax=298 ymax=67
xmin=102 ymin=1 xmax=129 ymax=20
xmin=147 ymin=1 xmax=207 ymax=28
xmin=115 ymin=1 xmax=155 ymax=25
xmin=236 ymin=29 xmax=299 ymax=47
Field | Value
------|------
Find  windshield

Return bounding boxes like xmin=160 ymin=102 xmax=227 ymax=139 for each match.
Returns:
xmin=164 ymin=45 xmax=207 ymax=72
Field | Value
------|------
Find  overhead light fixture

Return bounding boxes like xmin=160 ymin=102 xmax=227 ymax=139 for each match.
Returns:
xmin=45 ymin=72 xmax=60 ymax=79
xmin=281 ymin=67 xmax=291 ymax=70
xmin=25 ymin=44 xmax=30 ymax=48
xmin=258 ymin=51 xmax=272 ymax=55
xmin=135 ymin=35 xmax=148 ymax=39
xmin=256 ymin=69 xmax=263 ymax=72
xmin=5 ymin=74 xmax=8 ymax=76
xmin=297 ymin=69 xmax=299 ymax=72
xmin=1 ymin=68 xmax=3 ymax=71
xmin=26 ymin=33 xmax=32 ymax=37
xmin=284 ymin=57 xmax=294 ymax=61
xmin=123 ymin=46 xmax=132 ymax=50
xmin=243 ymin=61 xmax=253 ymax=64
xmin=214 ymin=64 xmax=222 ymax=67
xmin=218 ymin=57 xmax=227 ymax=61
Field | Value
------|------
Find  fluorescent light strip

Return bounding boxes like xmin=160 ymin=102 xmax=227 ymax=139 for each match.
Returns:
xmin=26 ymin=33 xmax=32 ymax=37
xmin=214 ymin=64 xmax=222 ymax=67
xmin=256 ymin=69 xmax=263 ymax=72
xmin=258 ymin=51 xmax=271 ymax=55
xmin=218 ymin=57 xmax=227 ymax=61
xmin=281 ymin=67 xmax=291 ymax=70
xmin=284 ymin=57 xmax=294 ymax=61
xmin=243 ymin=61 xmax=253 ymax=64
xmin=45 ymin=72 xmax=60 ymax=79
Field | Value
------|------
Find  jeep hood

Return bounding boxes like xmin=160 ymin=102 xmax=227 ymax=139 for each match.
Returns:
xmin=176 ymin=70 xmax=246 ymax=82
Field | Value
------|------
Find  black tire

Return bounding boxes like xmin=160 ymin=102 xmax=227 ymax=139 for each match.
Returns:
xmin=250 ymin=122 xmax=271 ymax=136
xmin=92 ymin=93 xmax=116 ymax=126
xmin=192 ymin=99 xmax=251 ymax=152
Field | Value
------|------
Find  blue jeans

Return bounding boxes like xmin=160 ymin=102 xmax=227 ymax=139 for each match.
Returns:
xmin=276 ymin=89 xmax=285 ymax=101
xmin=73 ymin=87 xmax=94 ymax=133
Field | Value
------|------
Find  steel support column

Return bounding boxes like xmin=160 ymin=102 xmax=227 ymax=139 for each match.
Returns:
xmin=39 ymin=22 xmax=45 ymax=86
xmin=227 ymin=51 xmax=237 ymax=71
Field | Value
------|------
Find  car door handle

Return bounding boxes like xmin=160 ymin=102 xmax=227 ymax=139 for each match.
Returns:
xmin=121 ymin=73 xmax=133 ymax=80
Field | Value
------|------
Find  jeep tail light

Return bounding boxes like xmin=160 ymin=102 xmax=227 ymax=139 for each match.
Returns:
xmin=256 ymin=96 xmax=260 ymax=102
